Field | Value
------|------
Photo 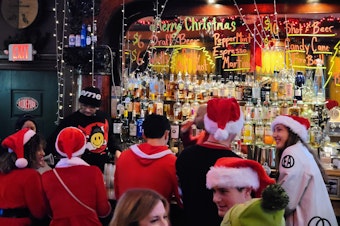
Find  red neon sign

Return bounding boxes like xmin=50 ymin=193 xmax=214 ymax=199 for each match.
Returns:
xmin=8 ymin=44 xmax=33 ymax=61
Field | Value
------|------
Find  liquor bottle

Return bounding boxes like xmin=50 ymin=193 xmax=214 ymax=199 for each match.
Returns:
xmin=191 ymin=74 xmax=200 ymax=101
xmin=254 ymin=119 xmax=264 ymax=145
xmin=184 ymin=72 xmax=192 ymax=99
xmin=191 ymin=93 xmax=200 ymax=118
xmin=280 ymin=100 xmax=289 ymax=115
xmin=313 ymin=58 xmax=326 ymax=104
xmin=243 ymin=73 xmax=253 ymax=101
xmin=252 ymin=80 xmax=261 ymax=103
xmin=173 ymin=91 xmax=182 ymax=122
xmin=176 ymin=71 xmax=185 ymax=100
xmin=226 ymin=74 xmax=236 ymax=98
xmin=170 ymin=119 xmax=181 ymax=155
xmin=309 ymin=121 xmax=323 ymax=149
xmin=113 ymin=112 xmax=124 ymax=143
xmin=121 ymin=109 xmax=130 ymax=143
xmin=260 ymin=83 xmax=271 ymax=102
xmin=157 ymin=72 xmax=165 ymax=98
xmin=80 ymin=24 xmax=87 ymax=48
xmin=242 ymin=113 xmax=253 ymax=145
xmin=263 ymin=121 xmax=274 ymax=146
xmin=262 ymin=92 xmax=271 ymax=121
xmin=147 ymin=94 xmax=155 ymax=115
xmin=270 ymin=93 xmax=280 ymax=120
xmin=136 ymin=110 xmax=145 ymax=142
xmin=212 ymin=74 xmax=221 ymax=98
xmin=285 ymin=69 xmax=295 ymax=101
xmin=277 ymin=70 xmax=286 ymax=101
xmin=294 ymin=71 xmax=305 ymax=101
xmin=270 ymin=70 xmax=279 ymax=100
xmin=86 ymin=24 xmax=92 ymax=46
xmin=244 ymin=98 xmax=254 ymax=121
xmin=129 ymin=110 xmax=137 ymax=143
xmin=199 ymin=73 xmax=208 ymax=101
xmin=303 ymin=69 xmax=314 ymax=103
xmin=253 ymin=98 xmax=263 ymax=121
xmin=182 ymin=98 xmax=191 ymax=121
xmin=235 ymin=73 xmax=244 ymax=101
xmin=154 ymin=94 xmax=164 ymax=116
xmin=165 ymin=73 xmax=175 ymax=100
xmin=288 ymin=99 xmax=301 ymax=116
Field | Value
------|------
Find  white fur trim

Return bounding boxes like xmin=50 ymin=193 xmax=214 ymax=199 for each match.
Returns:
xmin=206 ymin=166 xmax=259 ymax=190
xmin=271 ymin=115 xmax=308 ymax=142
xmin=23 ymin=129 xmax=36 ymax=144
xmin=204 ymin=111 xmax=244 ymax=141
xmin=16 ymin=158 xmax=28 ymax=168
xmin=56 ymin=157 xmax=90 ymax=168
xmin=130 ymin=144 xmax=173 ymax=159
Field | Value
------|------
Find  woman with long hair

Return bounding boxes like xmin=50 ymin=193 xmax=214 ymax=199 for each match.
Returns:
xmin=271 ymin=115 xmax=337 ymax=226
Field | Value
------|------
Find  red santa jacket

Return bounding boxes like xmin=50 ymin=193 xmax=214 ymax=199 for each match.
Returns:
xmin=42 ymin=158 xmax=111 ymax=226
xmin=0 ymin=168 xmax=47 ymax=226
xmin=114 ymin=143 xmax=182 ymax=206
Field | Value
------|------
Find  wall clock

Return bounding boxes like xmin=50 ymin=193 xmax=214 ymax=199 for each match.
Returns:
xmin=1 ymin=0 xmax=39 ymax=29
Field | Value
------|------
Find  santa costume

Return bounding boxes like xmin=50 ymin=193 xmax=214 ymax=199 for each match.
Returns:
xmin=42 ymin=127 xmax=111 ymax=226
xmin=272 ymin=115 xmax=338 ymax=226
xmin=0 ymin=128 xmax=47 ymax=226
xmin=176 ymin=97 xmax=245 ymax=226
xmin=114 ymin=143 xmax=181 ymax=204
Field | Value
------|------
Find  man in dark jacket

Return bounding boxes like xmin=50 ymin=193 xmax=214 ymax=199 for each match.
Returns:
xmin=46 ymin=86 xmax=121 ymax=172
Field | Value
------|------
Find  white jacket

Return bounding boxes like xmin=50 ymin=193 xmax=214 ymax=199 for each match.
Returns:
xmin=278 ymin=142 xmax=338 ymax=226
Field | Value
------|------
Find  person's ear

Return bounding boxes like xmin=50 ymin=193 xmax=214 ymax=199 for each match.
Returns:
xmin=243 ymin=187 xmax=253 ymax=198
xmin=164 ymin=130 xmax=170 ymax=140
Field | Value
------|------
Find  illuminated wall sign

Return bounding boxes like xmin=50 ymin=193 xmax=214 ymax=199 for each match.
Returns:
xmin=8 ymin=43 xmax=33 ymax=61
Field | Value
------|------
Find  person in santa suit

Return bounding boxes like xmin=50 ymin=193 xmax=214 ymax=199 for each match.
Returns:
xmin=0 ymin=128 xmax=48 ymax=226
xmin=176 ymin=97 xmax=244 ymax=226
xmin=42 ymin=126 xmax=112 ymax=226
xmin=114 ymin=114 xmax=182 ymax=206
xmin=271 ymin=115 xmax=338 ymax=226
xmin=46 ymin=86 xmax=121 ymax=172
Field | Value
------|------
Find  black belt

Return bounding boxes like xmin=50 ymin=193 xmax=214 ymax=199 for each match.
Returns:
xmin=0 ymin=208 xmax=30 ymax=218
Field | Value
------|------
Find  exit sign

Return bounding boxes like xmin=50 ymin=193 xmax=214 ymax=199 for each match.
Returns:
xmin=8 ymin=44 xmax=33 ymax=61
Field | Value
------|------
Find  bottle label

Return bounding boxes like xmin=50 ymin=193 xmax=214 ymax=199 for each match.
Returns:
xmin=171 ymin=124 xmax=180 ymax=139
xmin=129 ymin=123 xmax=137 ymax=136
xmin=113 ymin=122 xmax=123 ymax=134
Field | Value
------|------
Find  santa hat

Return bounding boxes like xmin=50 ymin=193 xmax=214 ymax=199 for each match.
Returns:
xmin=55 ymin=127 xmax=86 ymax=159
xmin=204 ymin=98 xmax=244 ymax=141
xmin=271 ymin=115 xmax=310 ymax=142
xmin=206 ymin=157 xmax=275 ymax=198
xmin=1 ymin=128 xmax=36 ymax=168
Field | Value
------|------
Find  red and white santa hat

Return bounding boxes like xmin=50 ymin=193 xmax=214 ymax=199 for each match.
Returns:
xmin=1 ymin=128 xmax=36 ymax=168
xmin=204 ymin=98 xmax=244 ymax=141
xmin=206 ymin=157 xmax=275 ymax=198
xmin=55 ymin=127 xmax=87 ymax=159
xmin=271 ymin=115 xmax=310 ymax=142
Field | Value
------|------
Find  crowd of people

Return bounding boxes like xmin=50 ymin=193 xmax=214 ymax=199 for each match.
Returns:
xmin=0 ymin=86 xmax=338 ymax=226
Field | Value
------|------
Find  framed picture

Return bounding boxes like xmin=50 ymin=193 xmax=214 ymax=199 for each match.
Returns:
xmin=327 ymin=176 xmax=340 ymax=200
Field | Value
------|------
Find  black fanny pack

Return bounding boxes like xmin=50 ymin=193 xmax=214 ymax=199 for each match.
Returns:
xmin=0 ymin=208 xmax=30 ymax=218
